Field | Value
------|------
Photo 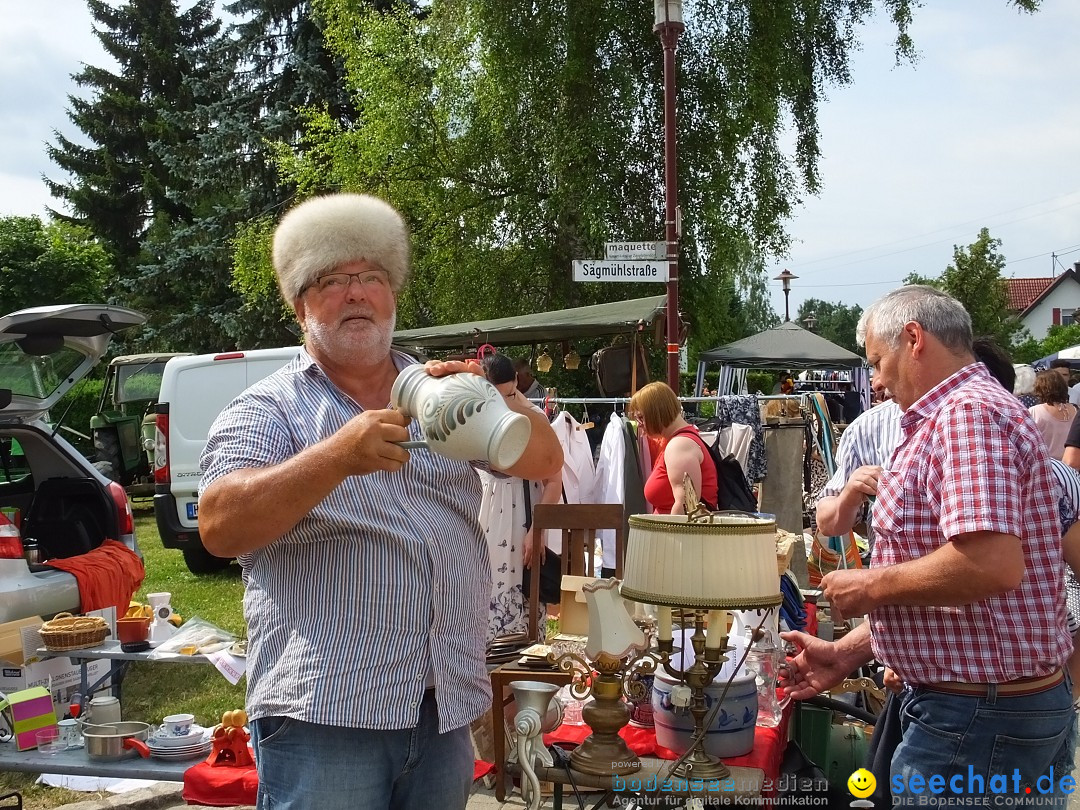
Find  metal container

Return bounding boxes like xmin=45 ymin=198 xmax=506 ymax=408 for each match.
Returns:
xmin=22 ymin=538 xmax=43 ymax=565
xmin=82 ymin=721 xmax=151 ymax=761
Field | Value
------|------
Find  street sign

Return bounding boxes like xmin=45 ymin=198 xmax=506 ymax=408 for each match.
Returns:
xmin=572 ymin=260 xmax=669 ymax=283
xmin=604 ymin=241 xmax=666 ymax=260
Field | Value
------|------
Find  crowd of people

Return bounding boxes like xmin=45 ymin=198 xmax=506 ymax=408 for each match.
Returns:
xmin=195 ymin=190 xmax=1079 ymax=808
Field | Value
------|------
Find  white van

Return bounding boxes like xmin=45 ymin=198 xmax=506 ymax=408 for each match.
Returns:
xmin=153 ymin=347 xmax=299 ymax=573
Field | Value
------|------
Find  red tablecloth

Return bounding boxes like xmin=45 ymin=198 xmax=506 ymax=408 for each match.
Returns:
xmin=543 ymin=704 xmax=791 ymax=796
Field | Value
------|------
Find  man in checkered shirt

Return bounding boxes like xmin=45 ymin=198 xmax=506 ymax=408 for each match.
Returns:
xmin=783 ymin=285 xmax=1074 ymax=804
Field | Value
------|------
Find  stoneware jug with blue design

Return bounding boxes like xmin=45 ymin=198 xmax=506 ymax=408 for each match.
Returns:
xmin=391 ymin=365 xmax=532 ymax=468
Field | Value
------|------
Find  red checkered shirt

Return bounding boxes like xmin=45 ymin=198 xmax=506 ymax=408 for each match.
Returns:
xmin=869 ymin=363 xmax=1071 ymax=684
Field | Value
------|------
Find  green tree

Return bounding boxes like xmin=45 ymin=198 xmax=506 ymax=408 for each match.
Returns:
xmin=135 ymin=0 xmax=369 ymax=351
xmin=904 ymin=228 xmax=1024 ymax=350
xmin=45 ymin=0 xmax=220 ymax=296
xmin=1012 ymin=325 xmax=1080 ymax=365
xmin=233 ymin=0 xmax=1039 ymax=353
xmin=796 ymin=299 xmax=863 ymax=355
xmin=0 ymin=216 xmax=110 ymax=312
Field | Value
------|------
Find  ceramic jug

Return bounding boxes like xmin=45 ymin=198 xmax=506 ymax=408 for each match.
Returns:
xmin=86 ymin=694 xmax=122 ymax=727
xmin=390 ymin=365 xmax=532 ymax=468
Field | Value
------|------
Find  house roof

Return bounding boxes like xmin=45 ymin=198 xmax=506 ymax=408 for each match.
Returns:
xmin=1006 ymin=277 xmax=1055 ymax=311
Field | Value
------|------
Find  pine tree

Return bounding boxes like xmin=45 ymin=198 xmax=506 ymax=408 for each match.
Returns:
xmin=45 ymin=0 xmax=220 ymax=293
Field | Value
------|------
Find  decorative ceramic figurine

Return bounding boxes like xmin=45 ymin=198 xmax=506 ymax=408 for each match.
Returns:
xmin=390 ymin=365 xmax=532 ymax=467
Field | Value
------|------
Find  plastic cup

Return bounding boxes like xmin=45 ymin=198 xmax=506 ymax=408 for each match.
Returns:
xmin=37 ymin=727 xmax=65 ymax=754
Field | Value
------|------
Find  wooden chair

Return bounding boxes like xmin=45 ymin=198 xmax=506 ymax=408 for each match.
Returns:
xmin=526 ymin=502 xmax=625 ymax=643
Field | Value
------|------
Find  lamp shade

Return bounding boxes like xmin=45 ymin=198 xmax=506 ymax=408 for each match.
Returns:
xmin=583 ymin=579 xmax=646 ymax=661
xmin=653 ymin=0 xmax=683 ymax=25
xmin=620 ymin=514 xmax=782 ymax=610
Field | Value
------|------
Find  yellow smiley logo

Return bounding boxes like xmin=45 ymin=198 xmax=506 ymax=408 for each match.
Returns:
xmin=847 ymin=768 xmax=876 ymax=799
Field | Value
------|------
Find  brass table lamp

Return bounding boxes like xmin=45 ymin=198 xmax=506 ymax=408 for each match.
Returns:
xmin=619 ymin=511 xmax=782 ymax=780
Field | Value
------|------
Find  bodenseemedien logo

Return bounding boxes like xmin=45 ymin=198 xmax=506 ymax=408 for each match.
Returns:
xmin=848 ymin=768 xmax=876 ymax=807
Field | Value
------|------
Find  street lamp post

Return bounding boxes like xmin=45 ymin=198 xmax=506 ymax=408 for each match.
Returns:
xmin=802 ymin=312 xmax=818 ymax=332
xmin=773 ymin=269 xmax=798 ymax=322
xmin=655 ymin=0 xmax=684 ymax=390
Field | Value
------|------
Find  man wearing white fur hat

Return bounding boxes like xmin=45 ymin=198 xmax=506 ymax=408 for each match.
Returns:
xmin=199 ymin=193 xmax=562 ymax=810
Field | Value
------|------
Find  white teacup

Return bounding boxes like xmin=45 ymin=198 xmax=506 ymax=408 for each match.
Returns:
xmin=391 ymin=365 xmax=531 ymax=468
xmin=163 ymin=713 xmax=195 ymax=737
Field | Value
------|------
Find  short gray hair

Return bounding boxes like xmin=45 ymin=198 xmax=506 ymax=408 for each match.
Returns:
xmin=856 ymin=285 xmax=972 ymax=353
xmin=1013 ymin=364 xmax=1036 ymax=396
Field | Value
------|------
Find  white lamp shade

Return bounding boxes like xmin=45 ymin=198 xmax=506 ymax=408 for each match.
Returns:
xmin=620 ymin=514 xmax=782 ymax=610
xmin=654 ymin=0 xmax=684 ymax=26
xmin=583 ymin=579 xmax=646 ymax=661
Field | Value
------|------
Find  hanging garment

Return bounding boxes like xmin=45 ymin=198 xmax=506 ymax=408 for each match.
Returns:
xmin=594 ymin=413 xmax=628 ymax=571
xmin=700 ymin=423 xmax=754 ymax=474
xmin=476 ymin=470 xmax=542 ymax=641
xmin=712 ymin=395 xmax=766 ymax=480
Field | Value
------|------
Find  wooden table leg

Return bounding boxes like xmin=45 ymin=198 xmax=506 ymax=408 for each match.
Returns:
xmin=491 ymin=668 xmax=508 ymax=802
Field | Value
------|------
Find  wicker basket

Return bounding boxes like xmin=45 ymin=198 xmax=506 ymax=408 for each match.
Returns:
xmin=39 ymin=612 xmax=110 ymax=651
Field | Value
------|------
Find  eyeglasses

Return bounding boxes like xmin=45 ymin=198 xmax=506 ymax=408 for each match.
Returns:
xmin=307 ymin=270 xmax=390 ymax=295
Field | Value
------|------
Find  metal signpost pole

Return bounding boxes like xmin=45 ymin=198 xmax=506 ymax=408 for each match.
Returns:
xmin=655 ymin=0 xmax=684 ymax=390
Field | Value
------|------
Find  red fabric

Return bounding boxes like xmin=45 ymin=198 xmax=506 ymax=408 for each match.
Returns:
xmin=183 ymin=757 xmax=259 ymax=807
xmin=642 ymin=426 xmax=719 ymax=514
xmin=803 ymin=602 xmax=818 ymax=638
xmin=44 ymin=539 xmax=145 ymax=614
xmin=543 ymin=705 xmax=792 ymax=798
xmin=473 ymin=760 xmax=496 ymax=781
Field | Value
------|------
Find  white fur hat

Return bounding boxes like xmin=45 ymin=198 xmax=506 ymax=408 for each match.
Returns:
xmin=272 ymin=193 xmax=411 ymax=304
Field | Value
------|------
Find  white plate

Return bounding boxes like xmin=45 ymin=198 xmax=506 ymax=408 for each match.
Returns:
xmin=151 ymin=745 xmax=211 ymax=761
xmin=150 ymin=747 xmax=212 ymax=760
xmin=228 ymin=640 xmax=247 ymax=658
xmin=150 ymin=725 xmax=208 ymax=748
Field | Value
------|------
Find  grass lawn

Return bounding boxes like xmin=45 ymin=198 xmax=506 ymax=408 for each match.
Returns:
xmin=0 ymin=503 xmax=248 ymax=809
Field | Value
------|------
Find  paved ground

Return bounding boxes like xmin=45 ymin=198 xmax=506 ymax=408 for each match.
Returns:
xmin=49 ymin=780 xmax=529 ymax=810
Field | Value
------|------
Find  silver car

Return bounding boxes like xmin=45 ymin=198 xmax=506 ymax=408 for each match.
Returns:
xmin=0 ymin=304 xmax=145 ymax=623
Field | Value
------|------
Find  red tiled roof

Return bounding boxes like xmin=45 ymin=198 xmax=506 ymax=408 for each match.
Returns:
xmin=1007 ymin=278 xmax=1055 ymax=311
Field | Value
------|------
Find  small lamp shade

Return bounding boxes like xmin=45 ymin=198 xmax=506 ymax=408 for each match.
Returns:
xmin=583 ymin=579 xmax=646 ymax=662
xmin=536 ymin=350 xmax=554 ymax=373
xmin=564 ymin=349 xmax=581 ymax=370
xmin=620 ymin=514 xmax=782 ymax=610
xmin=654 ymin=0 xmax=684 ymax=26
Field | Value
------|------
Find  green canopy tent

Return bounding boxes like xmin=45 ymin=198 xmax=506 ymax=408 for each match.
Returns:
xmin=694 ymin=320 xmax=870 ymax=408
xmin=392 ymin=295 xmax=667 ymax=351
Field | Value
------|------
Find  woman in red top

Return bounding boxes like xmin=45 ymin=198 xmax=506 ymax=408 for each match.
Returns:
xmin=628 ymin=382 xmax=718 ymax=514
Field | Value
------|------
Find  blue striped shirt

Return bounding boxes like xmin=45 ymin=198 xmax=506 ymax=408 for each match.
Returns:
xmin=818 ymin=400 xmax=903 ymax=499
xmin=200 ymin=348 xmax=491 ymax=733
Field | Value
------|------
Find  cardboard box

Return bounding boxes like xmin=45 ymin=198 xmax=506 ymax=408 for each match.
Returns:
xmin=0 ymin=612 xmax=111 ymax=718
xmin=0 ymin=654 xmax=110 ymax=710
xmin=0 ymin=685 xmax=57 ymax=750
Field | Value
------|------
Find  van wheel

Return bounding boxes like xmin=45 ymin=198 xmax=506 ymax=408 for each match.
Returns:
xmin=182 ymin=546 xmax=231 ymax=574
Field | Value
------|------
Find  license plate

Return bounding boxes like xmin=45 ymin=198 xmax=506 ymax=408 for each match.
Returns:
xmin=186 ymin=502 xmax=198 ymax=520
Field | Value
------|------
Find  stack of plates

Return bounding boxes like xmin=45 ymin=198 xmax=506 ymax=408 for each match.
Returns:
xmin=148 ymin=725 xmax=212 ymax=761
xmin=516 ymin=643 xmax=556 ymax=669
xmin=486 ymin=633 xmax=531 ymax=665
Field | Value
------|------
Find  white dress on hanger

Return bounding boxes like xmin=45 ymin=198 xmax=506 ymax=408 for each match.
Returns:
xmin=593 ymin=413 xmax=628 ymax=571
xmin=477 ymin=470 xmax=542 ymax=641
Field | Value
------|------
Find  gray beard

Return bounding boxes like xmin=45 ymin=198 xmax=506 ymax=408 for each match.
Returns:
xmin=304 ymin=310 xmax=397 ymax=366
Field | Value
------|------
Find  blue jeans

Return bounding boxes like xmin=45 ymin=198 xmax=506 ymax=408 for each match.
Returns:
xmin=250 ymin=690 xmax=474 ymax=810
xmin=891 ymin=678 xmax=1075 ymax=808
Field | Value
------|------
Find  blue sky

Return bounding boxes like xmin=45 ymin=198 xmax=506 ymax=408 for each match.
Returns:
xmin=2 ymin=1 xmax=1077 ymax=319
